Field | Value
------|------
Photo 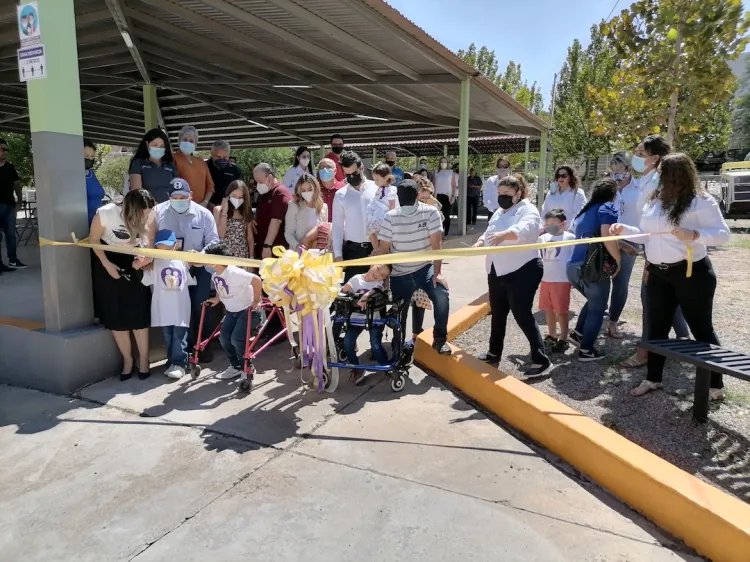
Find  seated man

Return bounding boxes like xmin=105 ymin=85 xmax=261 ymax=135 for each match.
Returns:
xmin=377 ymin=179 xmax=451 ymax=355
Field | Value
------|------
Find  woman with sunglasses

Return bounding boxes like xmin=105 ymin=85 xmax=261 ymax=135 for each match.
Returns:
xmin=541 ymin=165 xmax=587 ymax=232
xmin=483 ymin=156 xmax=512 ymax=213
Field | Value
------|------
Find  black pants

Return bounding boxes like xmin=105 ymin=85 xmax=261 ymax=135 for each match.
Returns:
xmin=646 ymin=257 xmax=722 ymax=388
xmin=436 ymin=194 xmax=451 ymax=235
xmin=467 ymin=195 xmax=480 ymax=225
xmin=487 ymin=259 xmax=548 ymax=365
xmin=342 ymin=240 xmax=373 ymax=283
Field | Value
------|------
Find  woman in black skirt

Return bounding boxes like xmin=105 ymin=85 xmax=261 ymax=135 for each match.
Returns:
xmin=89 ymin=190 xmax=156 ymax=380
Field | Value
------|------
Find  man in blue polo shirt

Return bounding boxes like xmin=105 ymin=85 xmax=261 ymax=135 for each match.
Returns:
xmin=206 ymin=139 xmax=242 ymax=208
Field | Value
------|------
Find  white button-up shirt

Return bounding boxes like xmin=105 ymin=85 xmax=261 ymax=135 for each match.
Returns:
xmin=541 ymin=187 xmax=587 ymax=231
xmin=621 ymin=194 xmax=730 ymax=264
xmin=634 ymin=168 xmax=658 ymax=224
xmin=614 ymin=178 xmax=641 ymax=227
xmin=483 ymin=175 xmax=501 ymax=212
xmin=331 ymin=179 xmax=378 ymax=258
xmin=480 ymin=199 xmax=542 ymax=276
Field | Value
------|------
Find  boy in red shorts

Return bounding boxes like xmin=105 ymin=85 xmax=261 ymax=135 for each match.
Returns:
xmin=538 ymin=209 xmax=575 ymax=353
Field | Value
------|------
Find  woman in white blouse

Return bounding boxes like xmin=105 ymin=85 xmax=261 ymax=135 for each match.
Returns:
xmin=284 ymin=173 xmax=329 ymax=250
xmin=541 ymin=165 xmax=587 ymax=232
xmin=472 ymin=174 xmax=550 ymax=376
xmin=483 ymin=156 xmax=512 ymax=213
xmin=433 ymin=156 xmax=457 ymax=236
xmin=282 ymin=146 xmax=313 ymax=190
xmin=611 ymin=153 xmax=730 ymax=399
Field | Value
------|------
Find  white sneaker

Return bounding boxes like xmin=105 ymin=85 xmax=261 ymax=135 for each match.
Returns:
xmin=709 ymin=388 xmax=725 ymax=401
xmin=167 ymin=365 xmax=186 ymax=380
xmin=216 ymin=367 xmax=241 ymax=380
xmin=164 ymin=364 xmax=178 ymax=379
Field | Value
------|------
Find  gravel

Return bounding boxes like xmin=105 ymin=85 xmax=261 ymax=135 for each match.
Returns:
xmin=454 ymin=227 xmax=750 ymax=504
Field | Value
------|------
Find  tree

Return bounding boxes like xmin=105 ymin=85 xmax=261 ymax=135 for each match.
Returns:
xmin=731 ymin=59 xmax=750 ymax=148
xmin=96 ymin=155 xmax=130 ymax=194
xmin=457 ymin=44 xmax=545 ymax=115
xmin=589 ymin=0 xmax=749 ymax=149
xmin=0 ymin=132 xmax=33 ymax=186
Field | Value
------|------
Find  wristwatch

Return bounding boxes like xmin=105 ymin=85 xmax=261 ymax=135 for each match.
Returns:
xmin=263 ymin=243 xmax=272 ymax=249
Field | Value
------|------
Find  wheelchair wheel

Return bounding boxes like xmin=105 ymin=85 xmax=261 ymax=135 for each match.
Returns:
xmin=336 ymin=345 xmax=347 ymax=363
xmin=322 ymin=370 xmax=330 ymax=389
xmin=190 ymin=364 xmax=201 ymax=379
xmin=238 ymin=378 xmax=252 ymax=393
xmin=390 ymin=371 xmax=406 ymax=393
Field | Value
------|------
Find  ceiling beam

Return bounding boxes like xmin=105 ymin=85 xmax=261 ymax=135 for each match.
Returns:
xmin=79 ymin=54 xmax=136 ymax=71
xmin=198 ymin=0 xmax=378 ymax=82
xmin=77 ymin=27 xmax=123 ymax=45
xmin=264 ymin=0 xmax=420 ymax=80
xmin=79 ymin=73 xmax=142 ymax=86
xmin=150 ymin=74 xmax=458 ymax=87
xmin=139 ymin=41 xmax=241 ymax=81
xmin=78 ymin=43 xmax=128 ymax=60
xmin=75 ymin=8 xmax=114 ymax=27
xmin=138 ymin=0 xmax=340 ymax=82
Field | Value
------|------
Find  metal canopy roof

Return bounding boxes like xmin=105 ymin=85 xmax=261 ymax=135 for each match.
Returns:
xmin=347 ymin=136 xmax=543 ymax=158
xmin=0 ymin=0 xmax=549 ymax=149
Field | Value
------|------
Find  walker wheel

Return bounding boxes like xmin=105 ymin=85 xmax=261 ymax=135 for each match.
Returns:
xmin=390 ymin=372 xmax=406 ymax=393
xmin=322 ymin=370 xmax=330 ymax=389
xmin=293 ymin=355 xmax=302 ymax=370
xmin=336 ymin=346 xmax=347 ymax=363
xmin=239 ymin=379 xmax=252 ymax=393
xmin=190 ymin=364 xmax=201 ymax=379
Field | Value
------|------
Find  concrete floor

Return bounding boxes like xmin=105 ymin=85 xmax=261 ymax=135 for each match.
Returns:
xmin=0 ymin=229 xmax=703 ymax=561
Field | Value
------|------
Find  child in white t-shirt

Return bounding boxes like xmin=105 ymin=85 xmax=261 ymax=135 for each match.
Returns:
xmin=340 ymin=264 xmax=392 ymax=385
xmin=366 ymin=163 xmax=398 ymax=248
xmin=203 ymin=243 xmax=262 ymax=381
xmin=537 ymin=209 xmax=575 ymax=353
xmin=142 ymin=229 xmax=196 ymax=380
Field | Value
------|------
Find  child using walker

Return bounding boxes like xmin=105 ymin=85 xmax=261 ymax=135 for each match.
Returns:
xmin=340 ymin=263 xmax=392 ymax=385
xmin=366 ymin=163 xmax=398 ymax=249
xmin=203 ymin=243 xmax=262 ymax=380
xmin=141 ymin=229 xmax=196 ymax=380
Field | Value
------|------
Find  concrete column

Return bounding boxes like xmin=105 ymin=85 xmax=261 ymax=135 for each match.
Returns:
xmin=524 ymin=137 xmax=530 ymax=176
xmin=28 ymin=0 xmax=91 ymax=332
xmin=143 ymin=84 xmax=159 ymax=131
xmin=537 ymin=130 xmax=548 ymax=210
xmin=372 ymin=147 xmax=377 ymax=163
xmin=443 ymin=144 xmax=448 ymax=157
xmin=457 ymin=78 xmax=470 ymax=236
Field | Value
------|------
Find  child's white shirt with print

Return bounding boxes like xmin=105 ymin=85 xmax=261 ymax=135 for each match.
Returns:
xmin=142 ymin=258 xmax=195 ymax=327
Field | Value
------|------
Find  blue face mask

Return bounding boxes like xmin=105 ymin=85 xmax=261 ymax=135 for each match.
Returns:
xmin=319 ymin=168 xmax=335 ymax=182
xmin=214 ymin=158 xmax=228 ymax=168
xmin=179 ymin=141 xmax=195 ymax=155
xmin=631 ymin=155 xmax=647 ymax=173
xmin=149 ymin=146 xmax=165 ymax=159
xmin=170 ymin=199 xmax=190 ymax=213
xmin=205 ymin=266 xmax=216 ymax=275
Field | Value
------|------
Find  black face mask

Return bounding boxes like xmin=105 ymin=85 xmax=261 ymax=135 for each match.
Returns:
xmin=497 ymin=194 xmax=515 ymax=210
xmin=346 ymin=172 xmax=363 ymax=187
xmin=84 ymin=158 xmax=94 ymax=171
xmin=386 ymin=160 xmax=396 ymax=167
xmin=332 ymin=146 xmax=343 ymax=155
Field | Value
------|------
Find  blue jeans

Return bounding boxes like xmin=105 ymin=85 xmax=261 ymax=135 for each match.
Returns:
xmin=608 ymin=249 xmax=637 ymax=322
xmin=0 ymin=203 xmax=17 ymax=262
xmin=162 ymin=326 xmax=189 ymax=367
xmin=641 ymin=278 xmax=689 ymax=340
xmin=343 ymin=324 xmax=389 ymax=368
xmin=220 ymin=309 xmax=249 ymax=369
xmin=389 ymin=264 xmax=450 ymax=342
xmin=567 ymin=262 xmax=611 ymax=351
xmin=188 ymin=266 xmax=213 ymax=347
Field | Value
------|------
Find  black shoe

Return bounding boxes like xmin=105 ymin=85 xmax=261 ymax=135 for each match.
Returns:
xmin=568 ymin=331 xmax=582 ymax=346
xmin=578 ymin=348 xmax=606 ymax=362
xmin=432 ymin=340 xmax=452 ymax=355
xmin=138 ymin=369 xmax=151 ymax=380
xmin=349 ymin=369 xmax=366 ymax=386
xmin=0 ymin=262 xmax=12 ymax=272
xmin=524 ymin=361 xmax=551 ymax=377
xmin=551 ymin=339 xmax=570 ymax=353
xmin=120 ymin=370 xmax=133 ymax=381
xmin=8 ymin=259 xmax=27 ymax=269
xmin=478 ymin=351 xmax=500 ymax=364
xmin=543 ymin=335 xmax=558 ymax=346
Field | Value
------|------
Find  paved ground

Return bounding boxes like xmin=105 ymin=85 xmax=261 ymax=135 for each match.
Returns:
xmin=0 ymin=230 xmax=702 ymax=562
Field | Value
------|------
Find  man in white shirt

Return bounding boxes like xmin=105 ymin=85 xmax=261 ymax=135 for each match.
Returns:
xmin=332 ymin=151 xmax=379 ymax=282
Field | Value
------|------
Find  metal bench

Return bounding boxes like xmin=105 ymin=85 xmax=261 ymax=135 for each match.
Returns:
xmin=639 ymin=339 xmax=750 ymax=423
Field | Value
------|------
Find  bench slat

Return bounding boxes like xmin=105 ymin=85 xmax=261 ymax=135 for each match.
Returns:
xmin=640 ymin=339 xmax=750 ymax=382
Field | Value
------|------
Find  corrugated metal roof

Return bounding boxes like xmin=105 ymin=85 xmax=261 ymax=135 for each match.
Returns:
xmin=0 ymin=0 xmax=548 ymax=147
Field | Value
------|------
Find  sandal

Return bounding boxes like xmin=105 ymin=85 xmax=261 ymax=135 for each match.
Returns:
xmin=620 ymin=353 xmax=648 ymax=368
xmin=606 ymin=321 xmax=624 ymax=339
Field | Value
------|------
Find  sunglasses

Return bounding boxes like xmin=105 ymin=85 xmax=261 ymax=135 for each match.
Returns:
xmin=331 ymin=143 xmax=344 ymax=148
xmin=556 ymin=173 xmax=569 ymax=179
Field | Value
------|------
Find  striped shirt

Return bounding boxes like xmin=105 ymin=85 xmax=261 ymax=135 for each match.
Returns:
xmin=378 ymin=203 xmax=442 ymax=276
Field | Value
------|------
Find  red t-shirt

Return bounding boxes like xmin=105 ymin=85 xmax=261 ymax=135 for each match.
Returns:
xmin=324 ymin=151 xmax=345 ymax=182
xmin=254 ymin=180 xmax=292 ymax=257
xmin=320 ymin=179 xmax=346 ymax=221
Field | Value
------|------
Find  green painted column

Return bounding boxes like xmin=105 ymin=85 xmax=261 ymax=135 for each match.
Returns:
xmin=457 ymin=78 xmax=470 ymax=236
xmin=27 ymin=0 xmax=91 ymax=332
xmin=524 ymin=137 xmax=530 ymax=176
xmin=537 ymin=129 xmax=548 ymax=210
xmin=143 ymin=84 xmax=159 ymax=131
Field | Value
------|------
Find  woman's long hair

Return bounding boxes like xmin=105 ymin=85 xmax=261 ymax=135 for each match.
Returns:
xmin=294 ymin=146 xmax=313 ymax=174
xmin=121 ymin=189 xmax=155 ymax=240
xmin=132 ymin=128 xmax=173 ymax=164
xmin=294 ymin=173 xmax=324 ymax=216
xmin=575 ymin=177 xmax=617 ymax=219
xmin=498 ymin=173 xmax=531 ymax=200
xmin=554 ymin=165 xmax=580 ymax=189
xmin=226 ymin=180 xmax=253 ymax=223
xmin=652 ymin=153 xmax=702 ymax=226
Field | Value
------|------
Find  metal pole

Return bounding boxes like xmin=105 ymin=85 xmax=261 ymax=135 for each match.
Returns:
xmin=143 ymin=84 xmax=159 ymax=131
xmin=443 ymin=144 xmax=448 ymax=158
xmin=524 ymin=137 xmax=530 ymax=176
xmin=537 ymin=129 xmax=548 ymax=210
xmin=457 ymin=78 xmax=471 ymax=237
xmin=372 ymin=147 xmax=377 ymax=163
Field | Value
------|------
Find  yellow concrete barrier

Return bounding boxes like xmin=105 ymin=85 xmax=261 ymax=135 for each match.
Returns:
xmin=415 ymin=299 xmax=750 ymax=562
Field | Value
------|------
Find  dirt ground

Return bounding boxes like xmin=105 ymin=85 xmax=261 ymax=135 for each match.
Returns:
xmin=454 ymin=226 xmax=750 ymax=504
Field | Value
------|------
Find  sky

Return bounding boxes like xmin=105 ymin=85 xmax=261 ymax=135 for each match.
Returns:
xmin=386 ymin=0 xmax=749 ymax=107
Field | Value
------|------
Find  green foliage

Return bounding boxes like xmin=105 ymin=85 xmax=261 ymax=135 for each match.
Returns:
xmin=0 ymin=132 xmax=34 ymax=187
xmin=457 ymin=43 xmax=545 ymax=115
xmin=96 ymin=155 xmax=130 ymax=193
xmin=680 ymin=100 xmax=732 ymax=158
xmin=589 ymin=0 xmax=749 ymax=149
xmin=731 ymin=58 xmax=750 ymax=148
xmin=230 ymin=147 xmax=296 ymax=179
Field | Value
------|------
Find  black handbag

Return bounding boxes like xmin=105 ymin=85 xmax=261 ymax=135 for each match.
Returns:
xmin=581 ymin=240 xmax=618 ymax=284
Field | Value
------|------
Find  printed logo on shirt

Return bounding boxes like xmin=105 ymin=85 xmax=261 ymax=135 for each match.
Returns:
xmin=111 ymin=228 xmax=130 ymax=241
xmin=543 ymin=247 xmax=561 ymax=260
xmin=417 ymin=221 xmax=427 ymax=229
xmin=213 ymin=276 xmax=229 ymax=298
xmin=160 ymin=267 xmax=184 ymax=290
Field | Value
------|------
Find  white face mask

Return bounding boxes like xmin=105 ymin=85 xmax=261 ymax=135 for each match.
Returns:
xmin=256 ymin=183 xmax=269 ymax=195
xmin=440 ymin=162 xmax=448 ymax=170
xmin=229 ymin=197 xmax=243 ymax=209
xmin=299 ymin=156 xmax=310 ymax=168
xmin=301 ymin=191 xmax=314 ymax=203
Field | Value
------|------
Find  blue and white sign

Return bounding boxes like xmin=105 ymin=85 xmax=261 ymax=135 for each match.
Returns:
xmin=18 ymin=45 xmax=46 ymax=82
xmin=17 ymin=2 xmax=41 ymax=46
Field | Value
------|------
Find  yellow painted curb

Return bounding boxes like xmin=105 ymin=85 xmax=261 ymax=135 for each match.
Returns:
xmin=0 ymin=316 xmax=45 ymax=331
xmin=415 ymin=299 xmax=750 ymax=562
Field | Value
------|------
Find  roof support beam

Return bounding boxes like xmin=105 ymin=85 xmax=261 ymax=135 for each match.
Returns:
xmin=198 ymin=0 xmax=378 ymax=81
xmin=171 ymin=90 xmax=316 ymax=145
xmin=79 ymin=54 xmax=135 ymax=71
xmin=138 ymin=0 xmax=340 ymax=82
xmin=79 ymin=73 xmax=141 ymax=86
xmin=75 ymin=8 xmax=114 ymax=27
xmin=264 ymin=0 xmax=420 ymax=80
